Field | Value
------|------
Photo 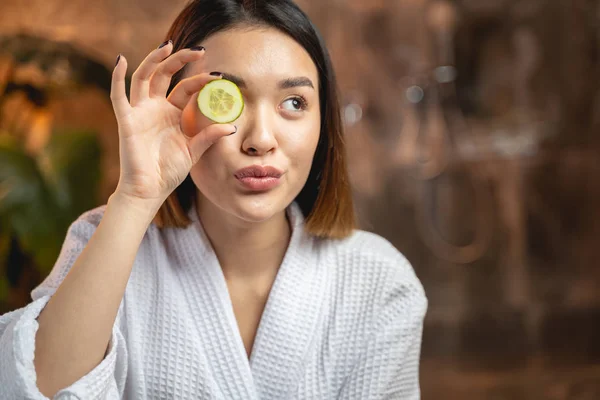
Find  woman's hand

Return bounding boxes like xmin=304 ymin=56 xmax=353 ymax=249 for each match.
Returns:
xmin=110 ymin=41 xmax=235 ymax=204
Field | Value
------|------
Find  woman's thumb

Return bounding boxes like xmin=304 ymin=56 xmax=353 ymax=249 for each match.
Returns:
xmin=187 ymin=123 xmax=237 ymax=164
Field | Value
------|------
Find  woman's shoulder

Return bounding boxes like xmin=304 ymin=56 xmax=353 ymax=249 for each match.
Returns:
xmin=319 ymin=229 xmax=426 ymax=309
xmin=54 ymin=205 xmax=108 ymax=248
xmin=73 ymin=204 xmax=108 ymax=227
xmin=322 ymin=229 xmax=415 ymax=276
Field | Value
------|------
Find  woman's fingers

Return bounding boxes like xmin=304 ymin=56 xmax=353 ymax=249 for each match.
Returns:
xmin=187 ymin=123 xmax=237 ymax=165
xmin=149 ymin=47 xmax=206 ymax=99
xmin=110 ymin=54 xmax=131 ymax=119
xmin=129 ymin=40 xmax=173 ymax=106
xmin=167 ymin=73 xmax=223 ymax=110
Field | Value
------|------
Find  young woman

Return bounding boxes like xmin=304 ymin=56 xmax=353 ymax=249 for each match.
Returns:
xmin=0 ymin=0 xmax=427 ymax=398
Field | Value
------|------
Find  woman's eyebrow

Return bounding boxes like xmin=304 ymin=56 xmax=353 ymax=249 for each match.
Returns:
xmin=278 ymin=77 xmax=315 ymax=90
xmin=220 ymin=73 xmax=314 ymax=90
xmin=221 ymin=73 xmax=246 ymax=88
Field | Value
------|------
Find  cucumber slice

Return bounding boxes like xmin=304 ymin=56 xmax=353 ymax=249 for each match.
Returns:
xmin=197 ymin=79 xmax=244 ymax=123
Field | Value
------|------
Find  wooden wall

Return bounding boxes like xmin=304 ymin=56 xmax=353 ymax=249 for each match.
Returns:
xmin=2 ymin=0 xmax=600 ymax=397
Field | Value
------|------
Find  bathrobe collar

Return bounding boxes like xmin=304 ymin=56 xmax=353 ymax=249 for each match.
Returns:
xmin=178 ymin=202 xmax=328 ymax=399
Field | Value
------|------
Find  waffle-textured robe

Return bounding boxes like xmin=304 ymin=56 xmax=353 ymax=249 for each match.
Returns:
xmin=0 ymin=201 xmax=427 ymax=399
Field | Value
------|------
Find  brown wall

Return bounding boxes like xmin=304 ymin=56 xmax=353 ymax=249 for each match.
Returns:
xmin=2 ymin=0 xmax=600 ymax=398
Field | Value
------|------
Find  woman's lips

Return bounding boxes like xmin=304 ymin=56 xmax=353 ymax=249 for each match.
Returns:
xmin=234 ymin=165 xmax=284 ymax=191
xmin=236 ymin=176 xmax=281 ymax=191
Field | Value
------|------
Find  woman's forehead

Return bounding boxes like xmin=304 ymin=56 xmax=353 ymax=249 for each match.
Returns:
xmin=186 ymin=27 xmax=318 ymax=87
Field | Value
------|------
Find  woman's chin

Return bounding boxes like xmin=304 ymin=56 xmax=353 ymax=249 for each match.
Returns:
xmin=230 ymin=196 xmax=287 ymax=223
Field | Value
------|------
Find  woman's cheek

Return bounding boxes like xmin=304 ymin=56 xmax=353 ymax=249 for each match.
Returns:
xmin=294 ymin=121 xmax=320 ymax=155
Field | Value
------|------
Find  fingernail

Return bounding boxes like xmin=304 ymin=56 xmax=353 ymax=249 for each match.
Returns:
xmin=158 ymin=40 xmax=172 ymax=49
xmin=115 ymin=53 xmax=121 ymax=67
xmin=190 ymin=45 xmax=205 ymax=51
xmin=210 ymin=71 xmax=223 ymax=77
xmin=228 ymin=125 xmax=238 ymax=135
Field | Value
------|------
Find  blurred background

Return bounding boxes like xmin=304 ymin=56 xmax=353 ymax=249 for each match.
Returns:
xmin=1 ymin=0 xmax=600 ymax=398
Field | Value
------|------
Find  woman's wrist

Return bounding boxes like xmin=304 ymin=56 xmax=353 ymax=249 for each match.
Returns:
xmin=108 ymin=190 xmax=164 ymax=226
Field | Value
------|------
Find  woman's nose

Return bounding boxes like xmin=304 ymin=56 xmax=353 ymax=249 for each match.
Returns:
xmin=240 ymin=105 xmax=278 ymax=156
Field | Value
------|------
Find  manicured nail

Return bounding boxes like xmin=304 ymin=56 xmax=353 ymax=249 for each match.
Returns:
xmin=115 ymin=54 xmax=121 ymax=67
xmin=190 ymin=45 xmax=205 ymax=51
xmin=210 ymin=71 xmax=223 ymax=77
xmin=158 ymin=40 xmax=172 ymax=49
xmin=228 ymin=125 xmax=238 ymax=135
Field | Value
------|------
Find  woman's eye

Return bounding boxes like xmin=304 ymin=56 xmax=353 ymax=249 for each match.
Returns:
xmin=281 ymin=97 xmax=307 ymax=112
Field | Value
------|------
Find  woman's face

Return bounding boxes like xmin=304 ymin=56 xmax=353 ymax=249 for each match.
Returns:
xmin=180 ymin=26 xmax=321 ymax=223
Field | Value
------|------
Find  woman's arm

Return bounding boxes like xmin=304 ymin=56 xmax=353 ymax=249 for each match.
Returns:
xmin=34 ymin=192 xmax=159 ymax=397
xmin=0 ymin=202 xmax=132 ymax=399
xmin=2 ymin=41 xmax=235 ymax=398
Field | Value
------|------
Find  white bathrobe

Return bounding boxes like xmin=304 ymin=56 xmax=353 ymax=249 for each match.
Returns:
xmin=0 ymin=201 xmax=427 ymax=399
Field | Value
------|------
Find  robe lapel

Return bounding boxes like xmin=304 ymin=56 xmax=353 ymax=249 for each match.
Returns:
xmin=181 ymin=202 xmax=328 ymax=400
xmin=248 ymin=203 xmax=329 ymax=399
xmin=177 ymin=207 xmax=259 ymax=400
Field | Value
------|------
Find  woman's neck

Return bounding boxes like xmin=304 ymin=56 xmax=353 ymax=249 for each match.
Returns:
xmin=195 ymin=195 xmax=291 ymax=286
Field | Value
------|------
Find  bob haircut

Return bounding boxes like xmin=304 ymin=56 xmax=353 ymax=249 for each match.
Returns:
xmin=153 ymin=0 xmax=355 ymax=239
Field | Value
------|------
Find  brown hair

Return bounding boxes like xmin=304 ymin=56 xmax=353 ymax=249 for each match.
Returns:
xmin=153 ymin=0 xmax=355 ymax=239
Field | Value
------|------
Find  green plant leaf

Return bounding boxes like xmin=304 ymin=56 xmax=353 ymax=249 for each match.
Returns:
xmin=0 ymin=130 xmax=101 ymax=275
xmin=0 ymin=140 xmax=63 ymax=272
xmin=0 ymin=277 xmax=8 ymax=304
xmin=41 ymin=129 xmax=102 ymax=226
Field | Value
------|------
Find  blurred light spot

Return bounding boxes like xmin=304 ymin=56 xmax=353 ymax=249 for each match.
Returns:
xmin=344 ymin=103 xmax=363 ymax=127
xmin=49 ymin=59 xmax=71 ymax=86
xmin=406 ymin=85 xmax=424 ymax=104
xmin=460 ymin=141 xmax=478 ymax=158
xmin=434 ymin=65 xmax=457 ymax=83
